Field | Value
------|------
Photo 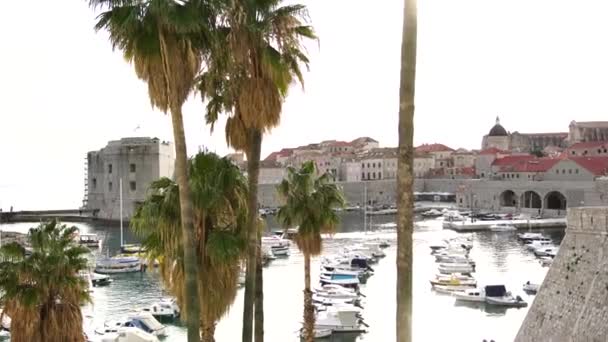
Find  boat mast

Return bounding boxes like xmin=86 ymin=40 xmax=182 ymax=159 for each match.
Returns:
xmin=120 ymin=178 xmax=123 ymax=247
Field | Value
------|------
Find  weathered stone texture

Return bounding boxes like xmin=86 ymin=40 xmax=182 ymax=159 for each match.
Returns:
xmin=515 ymin=207 xmax=608 ymax=342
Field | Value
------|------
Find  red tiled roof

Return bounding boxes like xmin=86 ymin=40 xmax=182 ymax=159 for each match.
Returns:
xmin=415 ymin=143 xmax=455 ymax=153
xmin=568 ymin=156 xmax=608 ymax=176
xmin=478 ymin=147 xmax=509 ymax=155
xmin=498 ymin=158 xmax=559 ymax=173
xmin=491 ymin=155 xmax=534 ymax=167
xmin=263 ymin=148 xmax=293 ymax=161
xmin=568 ymin=141 xmax=608 ymax=150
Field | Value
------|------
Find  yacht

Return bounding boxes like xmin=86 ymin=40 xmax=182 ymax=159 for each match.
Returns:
xmin=489 ymin=223 xmax=517 ymax=232
xmin=141 ymin=298 xmax=180 ymax=321
xmin=314 ymin=306 xmax=367 ymax=333
xmin=95 ymin=256 xmax=141 ymax=274
xmin=452 ymin=288 xmax=486 ymax=303
xmin=523 ymin=282 xmax=540 ymax=294
xmin=95 ymin=327 xmax=159 ymax=342
xmin=438 ymin=263 xmax=475 ymax=275
xmin=484 ymin=285 xmax=528 ymax=308
xmin=92 ymin=273 xmax=113 ymax=286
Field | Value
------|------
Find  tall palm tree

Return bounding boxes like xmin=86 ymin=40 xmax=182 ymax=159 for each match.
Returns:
xmin=276 ymin=161 xmax=345 ymax=342
xmin=131 ymin=152 xmax=249 ymax=342
xmin=0 ymin=220 xmax=90 ymax=342
xmin=198 ymin=3 xmax=316 ymax=340
xmin=89 ymin=1 xmax=214 ymax=339
xmin=396 ymin=0 xmax=417 ymax=340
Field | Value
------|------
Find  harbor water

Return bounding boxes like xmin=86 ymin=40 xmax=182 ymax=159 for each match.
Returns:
xmin=0 ymin=211 xmax=564 ymax=341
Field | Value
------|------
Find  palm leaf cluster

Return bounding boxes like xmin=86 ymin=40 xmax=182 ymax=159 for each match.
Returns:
xmin=131 ymin=152 xmax=248 ymax=341
xmin=0 ymin=220 xmax=90 ymax=342
xmin=277 ymin=161 xmax=344 ymax=255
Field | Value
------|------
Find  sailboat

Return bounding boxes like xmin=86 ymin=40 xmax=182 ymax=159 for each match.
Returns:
xmin=95 ymin=179 xmax=142 ymax=274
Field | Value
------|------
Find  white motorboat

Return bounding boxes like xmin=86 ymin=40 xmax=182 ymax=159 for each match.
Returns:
xmin=434 ymin=254 xmax=475 ymax=266
xmin=141 ymin=298 xmax=180 ymax=321
xmin=314 ymin=306 xmax=366 ymax=333
xmin=314 ymin=286 xmax=360 ymax=300
xmin=533 ymin=246 xmax=559 ymax=257
xmin=452 ymin=288 xmax=486 ymax=302
xmin=422 ymin=209 xmax=443 ymax=217
xmin=98 ymin=312 xmax=167 ymax=337
xmin=432 ymin=284 xmax=471 ymax=295
xmin=300 ymin=328 xmax=333 ymax=339
xmin=489 ymin=223 xmax=517 ymax=232
xmin=438 ymin=263 xmax=475 ymax=275
xmin=92 ymin=273 xmax=113 ymax=286
xmin=320 ymin=265 xmax=372 ymax=282
xmin=429 ymin=273 xmax=477 ymax=287
xmin=320 ymin=271 xmax=360 ymax=290
xmin=76 ymin=232 xmax=102 ymax=248
xmin=539 ymin=256 xmax=553 ymax=267
xmin=313 ymin=294 xmax=359 ymax=306
xmin=517 ymin=232 xmax=546 ymax=242
xmin=361 ymin=242 xmax=387 ymax=258
xmin=95 ymin=327 xmax=159 ymax=342
xmin=262 ymin=236 xmax=291 ymax=257
xmin=525 ymin=239 xmax=553 ymax=251
xmin=95 ymin=256 xmax=141 ymax=274
xmin=433 ymin=248 xmax=470 ymax=258
xmin=523 ymin=282 xmax=540 ymax=294
xmin=484 ymin=285 xmax=528 ymax=307
xmin=0 ymin=330 xmax=8 ymax=340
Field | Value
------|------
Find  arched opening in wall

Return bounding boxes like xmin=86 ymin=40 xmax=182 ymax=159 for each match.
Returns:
xmin=499 ymin=190 xmax=518 ymax=207
xmin=545 ymin=191 xmax=567 ymax=210
xmin=521 ymin=191 xmax=542 ymax=209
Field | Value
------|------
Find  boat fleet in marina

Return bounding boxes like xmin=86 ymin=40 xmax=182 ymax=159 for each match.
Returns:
xmin=428 ymin=229 xmax=561 ymax=310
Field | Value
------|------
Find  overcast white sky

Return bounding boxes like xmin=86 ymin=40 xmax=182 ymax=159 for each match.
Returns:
xmin=2 ymin=0 xmax=608 ymax=210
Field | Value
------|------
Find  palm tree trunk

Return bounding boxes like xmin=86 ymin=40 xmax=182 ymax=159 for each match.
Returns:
xmin=200 ymin=317 xmax=216 ymax=342
xmin=254 ymin=225 xmax=264 ymax=342
xmin=170 ymin=104 xmax=201 ymax=342
xmin=242 ymin=129 xmax=262 ymax=342
xmin=396 ymin=0 xmax=417 ymax=340
xmin=303 ymin=252 xmax=314 ymax=342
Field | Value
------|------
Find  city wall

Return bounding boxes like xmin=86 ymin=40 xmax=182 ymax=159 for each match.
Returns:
xmin=257 ymin=178 xmax=608 ymax=209
xmin=515 ymin=207 xmax=608 ymax=341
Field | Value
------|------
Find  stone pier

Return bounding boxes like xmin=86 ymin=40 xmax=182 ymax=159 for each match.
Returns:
xmin=515 ymin=206 xmax=608 ymax=341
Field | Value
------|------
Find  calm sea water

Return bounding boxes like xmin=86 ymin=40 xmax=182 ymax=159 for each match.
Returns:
xmin=0 ymin=211 xmax=563 ymax=342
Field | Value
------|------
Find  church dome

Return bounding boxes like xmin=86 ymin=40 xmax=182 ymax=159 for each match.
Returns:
xmin=488 ymin=116 xmax=508 ymax=136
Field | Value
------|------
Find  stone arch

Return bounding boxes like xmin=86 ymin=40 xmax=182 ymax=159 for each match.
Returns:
xmin=499 ymin=190 xmax=518 ymax=207
xmin=545 ymin=191 xmax=567 ymax=210
xmin=521 ymin=191 xmax=542 ymax=209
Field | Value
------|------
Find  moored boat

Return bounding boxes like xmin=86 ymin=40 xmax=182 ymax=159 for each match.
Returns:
xmin=484 ymin=285 xmax=527 ymax=307
xmin=95 ymin=256 xmax=141 ymax=274
xmin=489 ymin=223 xmax=517 ymax=232
xmin=429 ymin=273 xmax=477 ymax=287
xmin=141 ymin=298 xmax=180 ymax=321
xmin=314 ymin=306 xmax=366 ymax=333
xmin=523 ymin=281 xmax=540 ymax=294
xmin=92 ymin=273 xmax=113 ymax=286
xmin=452 ymin=288 xmax=486 ymax=302
xmin=438 ymin=263 xmax=475 ymax=275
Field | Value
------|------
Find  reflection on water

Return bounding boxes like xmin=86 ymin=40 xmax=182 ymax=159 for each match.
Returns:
xmin=0 ymin=211 xmax=564 ymax=341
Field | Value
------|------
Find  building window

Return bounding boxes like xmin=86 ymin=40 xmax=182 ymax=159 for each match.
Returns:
xmin=378 ymin=172 xmax=382 ymax=179
xmin=502 ymin=174 xmax=505 ymax=179
xmin=556 ymin=169 xmax=559 ymax=174
xmin=569 ymin=169 xmax=572 ymax=174
xmin=108 ymin=164 xmax=112 ymax=174
xmin=372 ymin=163 xmax=376 ymax=168
xmin=108 ymin=181 xmax=113 ymax=192
xmin=527 ymin=175 xmax=531 ymax=179
xmin=367 ymin=172 xmax=370 ymax=179
xmin=367 ymin=163 xmax=370 ymax=168
xmin=361 ymin=173 xmax=365 ymax=180
xmin=599 ymin=149 xmax=602 ymax=154
xmin=372 ymin=172 xmax=376 ymax=179
xmin=130 ymin=181 xmax=136 ymax=191
xmin=379 ymin=163 xmax=382 ymax=168
xmin=361 ymin=163 xmax=365 ymax=168
xmin=575 ymin=169 xmax=579 ymax=174
xmin=92 ymin=178 xmax=97 ymax=189
xmin=516 ymin=174 xmax=520 ymax=178
xmin=130 ymin=164 xmax=136 ymax=173
xmin=562 ymin=169 xmax=566 ymax=174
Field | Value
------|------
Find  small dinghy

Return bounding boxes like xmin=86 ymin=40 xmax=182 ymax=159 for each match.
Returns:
xmin=523 ymin=281 xmax=540 ymax=294
xmin=484 ymin=285 xmax=528 ymax=307
xmin=96 ymin=326 xmax=159 ymax=342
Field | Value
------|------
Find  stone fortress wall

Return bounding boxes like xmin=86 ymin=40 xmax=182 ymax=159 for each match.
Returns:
xmin=515 ymin=207 xmax=608 ymax=341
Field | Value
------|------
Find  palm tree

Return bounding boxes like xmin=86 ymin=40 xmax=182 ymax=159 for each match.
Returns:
xmin=396 ymin=0 xmax=417 ymax=340
xmin=198 ymin=3 xmax=316 ymax=340
xmin=131 ymin=152 xmax=249 ymax=342
xmin=0 ymin=220 xmax=90 ymax=342
xmin=276 ymin=161 xmax=345 ymax=342
xmin=89 ymin=1 xmax=214 ymax=339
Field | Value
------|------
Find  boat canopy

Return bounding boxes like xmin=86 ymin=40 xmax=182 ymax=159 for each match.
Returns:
xmin=484 ymin=285 xmax=507 ymax=297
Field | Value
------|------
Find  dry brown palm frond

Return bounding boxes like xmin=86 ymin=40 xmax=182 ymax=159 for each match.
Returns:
xmin=237 ymin=77 xmax=281 ymax=132
xmin=225 ymin=114 xmax=249 ymax=151
xmin=294 ymin=234 xmax=322 ymax=256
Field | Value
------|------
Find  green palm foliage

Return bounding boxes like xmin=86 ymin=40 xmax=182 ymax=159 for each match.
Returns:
xmin=197 ymin=3 xmax=316 ymax=340
xmin=131 ymin=152 xmax=248 ymax=342
xmin=397 ymin=0 xmax=417 ymax=340
xmin=0 ymin=220 xmax=90 ymax=342
xmin=276 ymin=161 xmax=345 ymax=342
xmin=89 ymin=1 xmax=217 ymax=339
